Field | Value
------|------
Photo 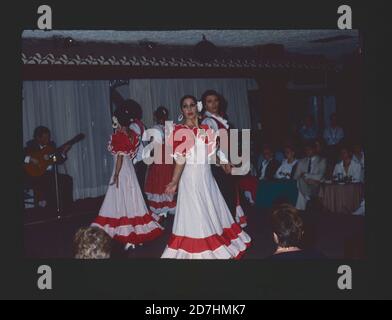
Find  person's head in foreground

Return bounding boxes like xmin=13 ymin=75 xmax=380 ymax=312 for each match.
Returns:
xmin=270 ymin=204 xmax=325 ymax=259
xmin=271 ymin=204 xmax=304 ymax=252
xmin=73 ymin=226 xmax=112 ymax=259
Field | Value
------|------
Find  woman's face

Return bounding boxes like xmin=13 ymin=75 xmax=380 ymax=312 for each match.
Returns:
xmin=205 ymin=94 xmax=220 ymax=115
xmin=181 ymin=98 xmax=198 ymax=121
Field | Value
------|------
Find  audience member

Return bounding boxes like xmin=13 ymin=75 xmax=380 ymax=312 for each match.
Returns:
xmin=294 ymin=140 xmax=327 ymax=211
xmin=299 ymin=115 xmax=318 ymax=142
xmin=74 ymin=226 xmax=112 ymax=259
xmin=257 ymin=144 xmax=280 ymax=180
xmin=275 ymin=145 xmax=298 ymax=180
xmin=332 ymin=145 xmax=362 ymax=183
xmin=269 ymin=204 xmax=325 ymax=259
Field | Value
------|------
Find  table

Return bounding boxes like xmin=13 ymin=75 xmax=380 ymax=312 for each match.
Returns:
xmin=318 ymin=182 xmax=364 ymax=214
xmin=255 ymin=179 xmax=298 ymax=209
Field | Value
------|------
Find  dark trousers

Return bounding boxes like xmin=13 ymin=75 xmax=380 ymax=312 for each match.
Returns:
xmin=26 ymin=171 xmax=73 ymax=210
xmin=211 ymin=165 xmax=237 ymax=219
xmin=134 ymin=161 xmax=148 ymax=202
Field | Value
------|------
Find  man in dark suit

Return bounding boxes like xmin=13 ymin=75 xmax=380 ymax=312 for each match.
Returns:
xmin=257 ymin=144 xmax=280 ymax=181
xmin=24 ymin=126 xmax=73 ymax=210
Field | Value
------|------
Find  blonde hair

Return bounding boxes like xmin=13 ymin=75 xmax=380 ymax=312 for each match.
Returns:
xmin=73 ymin=227 xmax=112 ymax=259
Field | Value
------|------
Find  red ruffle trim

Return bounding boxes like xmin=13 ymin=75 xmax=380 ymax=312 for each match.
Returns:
xmin=148 ymin=199 xmax=176 ymax=209
xmin=234 ymin=243 xmax=251 ymax=260
xmin=94 ymin=212 xmax=158 ymax=228
xmin=238 ymin=215 xmax=248 ymax=226
xmin=93 ymin=213 xmax=163 ymax=245
xmin=114 ymin=227 xmax=163 ymax=245
xmin=167 ymin=223 xmax=251 ymax=257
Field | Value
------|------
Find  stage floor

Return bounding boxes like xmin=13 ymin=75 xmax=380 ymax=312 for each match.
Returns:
xmin=24 ymin=197 xmax=365 ymax=259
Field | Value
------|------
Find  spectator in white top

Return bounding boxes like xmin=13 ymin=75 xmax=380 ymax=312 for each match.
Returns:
xmin=333 ymin=146 xmax=362 ymax=183
xmin=275 ymin=145 xmax=298 ymax=180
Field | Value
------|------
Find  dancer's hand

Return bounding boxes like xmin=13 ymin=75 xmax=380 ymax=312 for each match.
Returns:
xmin=165 ymin=181 xmax=178 ymax=195
xmin=110 ymin=174 xmax=119 ymax=188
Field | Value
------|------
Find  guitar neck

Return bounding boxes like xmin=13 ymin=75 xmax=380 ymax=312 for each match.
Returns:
xmin=58 ymin=134 xmax=84 ymax=150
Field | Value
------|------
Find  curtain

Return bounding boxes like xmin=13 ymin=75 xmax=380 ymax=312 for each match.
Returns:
xmin=117 ymin=78 xmax=257 ymax=129
xmin=23 ymin=80 xmax=113 ymax=200
xmin=23 ymin=78 xmax=256 ymax=200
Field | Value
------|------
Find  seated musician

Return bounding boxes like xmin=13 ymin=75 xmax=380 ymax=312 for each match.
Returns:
xmin=24 ymin=126 xmax=73 ymax=209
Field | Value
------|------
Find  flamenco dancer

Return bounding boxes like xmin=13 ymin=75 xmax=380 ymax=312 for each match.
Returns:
xmin=91 ymin=106 xmax=163 ymax=250
xmin=200 ymin=90 xmax=247 ymax=228
xmin=144 ymin=106 xmax=176 ymax=218
xmin=161 ymin=95 xmax=251 ymax=259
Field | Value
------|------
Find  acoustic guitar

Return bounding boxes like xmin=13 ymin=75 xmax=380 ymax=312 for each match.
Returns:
xmin=24 ymin=133 xmax=85 ymax=177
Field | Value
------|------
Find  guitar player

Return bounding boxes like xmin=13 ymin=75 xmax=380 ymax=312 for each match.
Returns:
xmin=24 ymin=126 xmax=73 ymax=210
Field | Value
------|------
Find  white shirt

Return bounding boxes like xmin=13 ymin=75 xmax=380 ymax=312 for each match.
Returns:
xmin=201 ymin=111 xmax=230 ymax=163
xmin=323 ymin=126 xmax=344 ymax=145
xmin=333 ymin=160 xmax=362 ymax=182
xmin=275 ymin=159 xmax=298 ymax=180
xmin=130 ymin=121 xmax=146 ymax=164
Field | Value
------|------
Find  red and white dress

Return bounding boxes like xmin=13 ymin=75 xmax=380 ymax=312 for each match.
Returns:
xmin=144 ymin=124 xmax=176 ymax=217
xmin=91 ymin=130 xmax=164 ymax=246
xmin=201 ymin=111 xmax=248 ymax=228
xmin=161 ymin=124 xmax=251 ymax=259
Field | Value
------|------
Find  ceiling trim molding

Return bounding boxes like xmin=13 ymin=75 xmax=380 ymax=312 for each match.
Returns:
xmin=21 ymin=52 xmax=335 ymax=71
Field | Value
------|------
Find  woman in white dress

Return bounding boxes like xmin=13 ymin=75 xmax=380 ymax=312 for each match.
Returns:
xmin=161 ymin=95 xmax=251 ymax=259
xmin=332 ymin=146 xmax=362 ymax=183
xmin=91 ymin=106 xmax=164 ymax=250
